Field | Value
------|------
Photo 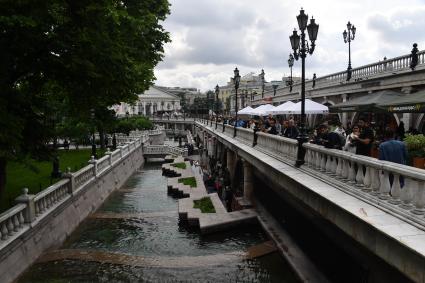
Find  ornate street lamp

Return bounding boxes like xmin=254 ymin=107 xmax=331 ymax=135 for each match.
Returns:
xmin=287 ymin=54 xmax=295 ymax=92
xmin=260 ymin=69 xmax=265 ymax=98
xmin=215 ymin=84 xmax=220 ymax=129
xmin=233 ymin=67 xmax=241 ymax=138
xmin=289 ymin=8 xmax=319 ymax=167
xmin=343 ymin=21 xmax=356 ymax=81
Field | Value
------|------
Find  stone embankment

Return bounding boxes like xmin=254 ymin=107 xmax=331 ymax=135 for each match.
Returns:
xmin=162 ymin=156 xmax=257 ymax=234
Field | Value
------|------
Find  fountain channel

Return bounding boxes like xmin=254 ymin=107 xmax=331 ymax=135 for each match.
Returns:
xmin=17 ymin=162 xmax=298 ymax=282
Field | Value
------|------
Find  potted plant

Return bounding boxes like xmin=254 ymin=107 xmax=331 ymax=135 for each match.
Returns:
xmin=404 ymin=134 xmax=425 ymax=169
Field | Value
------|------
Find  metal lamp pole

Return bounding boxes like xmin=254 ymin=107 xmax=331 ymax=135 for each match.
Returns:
xmin=215 ymin=84 xmax=219 ymax=129
xmin=260 ymin=69 xmax=265 ymax=98
xmin=288 ymin=54 xmax=294 ymax=92
xmin=90 ymin=108 xmax=97 ymax=158
xmin=233 ymin=67 xmax=240 ymax=138
xmin=289 ymin=8 xmax=319 ymax=167
xmin=343 ymin=21 xmax=356 ymax=81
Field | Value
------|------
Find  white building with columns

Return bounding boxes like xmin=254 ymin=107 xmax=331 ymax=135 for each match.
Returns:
xmin=114 ymin=86 xmax=181 ymax=117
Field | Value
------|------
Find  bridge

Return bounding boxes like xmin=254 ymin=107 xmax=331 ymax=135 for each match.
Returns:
xmin=236 ymin=49 xmax=425 ymax=131
xmin=147 ymin=117 xmax=425 ymax=282
xmin=178 ymin=118 xmax=425 ymax=282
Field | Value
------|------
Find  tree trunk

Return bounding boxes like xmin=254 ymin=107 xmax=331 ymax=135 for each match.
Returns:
xmin=0 ymin=158 xmax=7 ymax=199
xmin=99 ymin=126 xmax=106 ymax=150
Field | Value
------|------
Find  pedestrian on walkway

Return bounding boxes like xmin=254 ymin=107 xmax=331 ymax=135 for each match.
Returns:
xmin=354 ymin=118 xmax=374 ymax=156
xmin=344 ymin=125 xmax=360 ymax=153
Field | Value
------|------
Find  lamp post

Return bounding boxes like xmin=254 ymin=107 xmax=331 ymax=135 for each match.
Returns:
xmin=260 ymin=69 xmax=265 ymax=98
xmin=90 ymin=108 xmax=97 ymax=159
xmin=215 ymin=84 xmax=219 ymax=129
xmin=289 ymin=8 xmax=319 ymax=167
xmin=287 ymin=54 xmax=294 ymax=92
xmin=272 ymin=84 xmax=278 ymax=96
xmin=233 ymin=67 xmax=240 ymax=138
xmin=343 ymin=21 xmax=356 ymax=81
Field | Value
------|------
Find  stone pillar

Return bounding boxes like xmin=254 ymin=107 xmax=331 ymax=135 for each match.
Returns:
xmin=243 ymin=160 xmax=254 ymax=204
xmin=15 ymin=188 xmax=36 ymax=223
xmin=226 ymin=149 xmax=234 ymax=175
xmin=341 ymin=94 xmax=348 ymax=127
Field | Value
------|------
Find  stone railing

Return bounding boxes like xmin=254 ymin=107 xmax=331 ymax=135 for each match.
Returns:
xmin=224 ymin=124 xmax=234 ymax=136
xmin=0 ymin=135 xmax=145 ymax=248
xmin=256 ymin=132 xmax=298 ymax=161
xmin=0 ymin=203 xmax=27 ymax=242
xmin=33 ymin=179 xmax=70 ymax=216
xmin=251 ymin=49 xmax=425 ymax=103
xmin=304 ymin=143 xmax=425 ymax=226
xmin=143 ymin=144 xmax=188 ymax=157
xmin=235 ymin=127 xmax=254 ymax=145
xmin=186 ymin=130 xmax=195 ymax=145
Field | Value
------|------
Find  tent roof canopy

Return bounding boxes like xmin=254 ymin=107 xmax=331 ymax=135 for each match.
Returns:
xmin=378 ymin=90 xmax=425 ymax=113
xmin=285 ymin=99 xmax=329 ymax=114
xmin=329 ymin=90 xmax=406 ymax=113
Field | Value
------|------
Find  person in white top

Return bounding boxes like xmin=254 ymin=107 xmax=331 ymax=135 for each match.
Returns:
xmin=344 ymin=125 xmax=360 ymax=153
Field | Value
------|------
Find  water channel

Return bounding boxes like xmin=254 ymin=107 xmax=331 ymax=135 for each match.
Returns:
xmin=17 ymin=162 xmax=298 ymax=282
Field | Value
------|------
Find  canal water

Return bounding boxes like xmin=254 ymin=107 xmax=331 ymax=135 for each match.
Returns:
xmin=17 ymin=162 xmax=298 ymax=283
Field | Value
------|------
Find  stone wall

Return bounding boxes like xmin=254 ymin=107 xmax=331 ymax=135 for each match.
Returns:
xmin=0 ymin=144 xmax=144 ymax=283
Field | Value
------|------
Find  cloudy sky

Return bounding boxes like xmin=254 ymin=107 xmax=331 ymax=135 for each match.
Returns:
xmin=154 ymin=0 xmax=425 ymax=92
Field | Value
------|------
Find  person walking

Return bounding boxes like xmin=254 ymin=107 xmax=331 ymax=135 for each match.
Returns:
xmin=379 ymin=129 xmax=407 ymax=187
xmin=283 ymin=119 xmax=299 ymax=139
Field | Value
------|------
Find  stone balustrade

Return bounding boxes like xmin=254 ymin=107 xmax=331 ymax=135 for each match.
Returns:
xmin=0 ymin=133 xmax=146 ymax=247
xmin=143 ymin=144 xmax=188 ymax=157
xmin=224 ymin=124 xmax=234 ymax=136
xmin=304 ymin=143 xmax=425 ymax=226
xmin=235 ymin=127 xmax=254 ymax=145
xmin=0 ymin=203 xmax=27 ymax=242
xmin=33 ymin=179 xmax=70 ymax=217
xmin=256 ymin=132 xmax=298 ymax=161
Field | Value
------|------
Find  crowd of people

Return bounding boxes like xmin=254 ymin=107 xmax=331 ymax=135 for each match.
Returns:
xmin=213 ymin=115 xmax=422 ymax=167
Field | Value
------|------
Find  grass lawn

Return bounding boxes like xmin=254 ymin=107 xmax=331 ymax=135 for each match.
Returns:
xmin=171 ymin=162 xmax=186 ymax=169
xmin=178 ymin=177 xmax=197 ymax=188
xmin=193 ymin=197 xmax=216 ymax=213
xmin=1 ymin=149 xmax=105 ymax=213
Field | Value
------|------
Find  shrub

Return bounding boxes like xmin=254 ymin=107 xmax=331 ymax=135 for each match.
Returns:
xmin=171 ymin=162 xmax=186 ymax=169
xmin=178 ymin=177 xmax=197 ymax=187
xmin=193 ymin=197 xmax=216 ymax=213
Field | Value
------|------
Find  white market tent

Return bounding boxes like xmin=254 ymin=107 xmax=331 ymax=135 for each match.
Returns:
xmin=268 ymin=101 xmax=295 ymax=115
xmin=237 ymin=106 xmax=254 ymax=115
xmin=285 ymin=99 xmax=329 ymax=114
xmin=251 ymin=104 xmax=276 ymax=116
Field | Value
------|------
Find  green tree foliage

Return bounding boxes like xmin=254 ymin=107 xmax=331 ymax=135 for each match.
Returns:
xmin=0 ymin=0 xmax=170 ymax=196
xmin=115 ymin=117 xmax=153 ymax=135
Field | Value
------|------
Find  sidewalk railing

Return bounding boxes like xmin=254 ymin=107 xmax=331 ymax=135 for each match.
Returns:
xmin=196 ymin=120 xmax=425 ymax=227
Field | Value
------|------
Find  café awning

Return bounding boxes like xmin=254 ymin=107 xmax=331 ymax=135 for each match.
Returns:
xmin=378 ymin=90 xmax=425 ymax=113
xmin=329 ymin=90 xmax=404 ymax=113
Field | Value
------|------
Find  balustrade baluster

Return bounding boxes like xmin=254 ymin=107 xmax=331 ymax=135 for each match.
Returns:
xmin=378 ymin=170 xmax=391 ymax=199
xmin=7 ymin=219 xmax=14 ymax=235
xmin=400 ymin=177 xmax=414 ymax=210
xmin=1 ymin=223 xmax=8 ymax=240
xmin=335 ymin=157 xmax=343 ymax=178
xmin=362 ymin=166 xmax=372 ymax=191
xmin=348 ymin=161 xmax=356 ymax=184
xmin=13 ymin=215 xmax=20 ymax=231
xmin=325 ymin=155 xmax=332 ymax=174
xmin=370 ymin=167 xmax=380 ymax=195
xmin=412 ymin=180 xmax=425 ymax=215
xmin=18 ymin=211 xmax=24 ymax=227
xmin=388 ymin=173 xmax=401 ymax=204
xmin=320 ymin=154 xmax=326 ymax=172
xmin=355 ymin=163 xmax=365 ymax=187
xmin=341 ymin=159 xmax=349 ymax=180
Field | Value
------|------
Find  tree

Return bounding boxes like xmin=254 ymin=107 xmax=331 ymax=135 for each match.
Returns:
xmin=0 ymin=0 xmax=170 ymax=196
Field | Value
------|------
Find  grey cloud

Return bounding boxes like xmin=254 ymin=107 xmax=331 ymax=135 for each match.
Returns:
xmin=367 ymin=9 xmax=425 ymax=47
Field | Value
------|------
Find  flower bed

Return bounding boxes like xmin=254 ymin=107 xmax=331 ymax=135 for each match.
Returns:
xmin=193 ymin=197 xmax=216 ymax=213
xmin=178 ymin=177 xmax=197 ymax=187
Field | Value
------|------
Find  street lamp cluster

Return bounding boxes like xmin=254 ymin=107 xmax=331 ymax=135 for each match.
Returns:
xmin=233 ymin=67 xmax=241 ymax=138
xmin=289 ymin=8 xmax=319 ymax=167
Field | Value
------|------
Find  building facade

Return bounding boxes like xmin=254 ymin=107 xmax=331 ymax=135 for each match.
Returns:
xmin=114 ymin=86 xmax=181 ymax=117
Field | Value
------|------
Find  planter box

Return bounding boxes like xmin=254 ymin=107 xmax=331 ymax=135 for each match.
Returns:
xmin=412 ymin=157 xmax=425 ymax=169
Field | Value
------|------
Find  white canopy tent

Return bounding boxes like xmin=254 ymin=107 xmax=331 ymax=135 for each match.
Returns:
xmin=284 ymin=99 xmax=329 ymax=114
xmin=268 ymin=101 xmax=295 ymax=115
xmin=251 ymin=104 xmax=276 ymax=116
xmin=237 ymin=106 xmax=254 ymax=115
